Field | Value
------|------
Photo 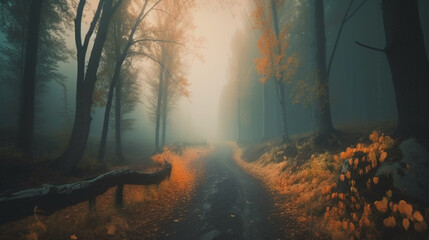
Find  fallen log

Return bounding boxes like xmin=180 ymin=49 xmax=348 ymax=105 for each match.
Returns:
xmin=0 ymin=163 xmax=171 ymax=224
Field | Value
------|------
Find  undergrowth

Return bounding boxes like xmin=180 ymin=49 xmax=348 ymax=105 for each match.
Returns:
xmin=234 ymin=130 xmax=429 ymax=239
xmin=0 ymin=145 xmax=213 ymax=240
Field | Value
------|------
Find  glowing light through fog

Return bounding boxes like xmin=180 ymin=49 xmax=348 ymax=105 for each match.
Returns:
xmin=172 ymin=5 xmax=246 ymax=142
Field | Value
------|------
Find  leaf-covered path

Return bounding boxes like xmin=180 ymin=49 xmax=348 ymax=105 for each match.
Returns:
xmin=161 ymin=145 xmax=284 ymax=240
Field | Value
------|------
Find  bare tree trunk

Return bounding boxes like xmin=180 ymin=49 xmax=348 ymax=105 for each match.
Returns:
xmin=236 ymin=82 xmax=241 ymax=142
xmin=57 ymin=0 xmax=121 ymax=174
xmin=270 ymin=0 xmax=289 ymax=142
xmin=155 ymin=66 xmax=164 ymax=153
xmin=274 ymin=79 xmax=289 ymax=142
xmin=314 ymin=0 xmax=334 ymax=142
xmin=97 ymin=1 xmax=151 ymax=162
xmin=17 ymin=0 xmax=43 ymax=154
xmin=381 ymin=0 xmax=429 ymax=139
xmin=115 ymin=74 xmax=124 ymax=160
xmin=261 ymin=83 xmax=266 ymax=140
xmin=98 ymin=63 xmax=119 ymax=161
xmin=161 ymin=76 xmax=169 ymax=148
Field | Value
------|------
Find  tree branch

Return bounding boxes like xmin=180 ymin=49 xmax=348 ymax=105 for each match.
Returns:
xmin=82 ymin=0 xmax=104 ymax=51
xmin=355 ymin=41 xmax=386 ymax=52
xmin=327 ymin=0 xmax=355 ymax=75
xmin=345 ymin=0 xmax=368 ymax=23
xmin=131 ymin=38 xmax=185 ymax=47
xmin=74 ymin=0 xmax=86 ymax=51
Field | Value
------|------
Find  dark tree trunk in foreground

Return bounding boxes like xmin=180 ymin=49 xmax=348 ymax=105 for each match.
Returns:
xmin=314 ymin=0 xmax=334 ymax=142
xmin=381 ymin=0 xmax=429 ymax=139
xmin=17 ymin=0 xmax=43 ymax=154
xmin=0 ymin=163 xmax=171 ymax=224
xmin=57 ymin=0 xmax=122 ymax=174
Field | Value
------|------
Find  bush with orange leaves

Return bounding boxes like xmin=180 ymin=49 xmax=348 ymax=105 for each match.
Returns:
xmin=232 ymin=139 xmax=341 ymax=237
xmin=322 ymin=131 xmax=427 ymax=239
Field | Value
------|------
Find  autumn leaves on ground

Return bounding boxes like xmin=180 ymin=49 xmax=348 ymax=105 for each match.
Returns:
xmin=1 ymin=127 xmax=428 ymax=239
xmin=0 ymin=146 xmax=213 ymax=240
xmin=235 ymin=127 xmax=429 ymax=239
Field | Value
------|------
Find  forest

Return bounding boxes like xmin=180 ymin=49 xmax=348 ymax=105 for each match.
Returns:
xmin=0 ymin=0 xmax=428 ymax=239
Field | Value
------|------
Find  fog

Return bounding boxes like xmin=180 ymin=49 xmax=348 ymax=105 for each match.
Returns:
xmin=1 ymin=0 xmax=428 ymax=157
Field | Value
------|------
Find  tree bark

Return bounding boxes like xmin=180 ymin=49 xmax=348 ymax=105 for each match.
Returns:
xmin=155 ymin=65 xmax=164 ymax=153
xmin=57 ymin=0 xmax=121 ymax=174
xmin=381 ymin=0 xmax=429 ymax=139
xmin=17 ymin=0 xmax=43 ymax=154
xmin=0 ymin=163 xmax=171 ymax=224
xmin=97 ymin=63 xmax=120 ymax=161
xmin=97 ymin=1 xmax=149 ymax=162
xmin=161 ymin=76 xmax=169 ymax=148
xmin=314 ymin=0 xmax=334 ymax=142
xmin=115 ymin=73 xmax=124 ymax=160
xmin=270 ymin=0 xmax=289 ymax=142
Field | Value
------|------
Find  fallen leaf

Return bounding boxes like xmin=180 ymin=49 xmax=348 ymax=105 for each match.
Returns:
xmin=106 ymin=225 xmax=117 ymax=235
xmin=402 ymin=218 xmax=410 ymax=231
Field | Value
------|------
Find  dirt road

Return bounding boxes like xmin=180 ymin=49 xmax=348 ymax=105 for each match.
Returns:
xmin=161 ymin=145 xmax=284 ymax=240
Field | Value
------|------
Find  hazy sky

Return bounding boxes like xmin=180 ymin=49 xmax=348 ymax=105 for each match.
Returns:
xmin=27 ymin=0 xmax=249 ymax=145
xmin=170 ymin=3 xmax=247 ymax=142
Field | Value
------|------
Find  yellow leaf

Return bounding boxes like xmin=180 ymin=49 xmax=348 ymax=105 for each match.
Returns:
xmin=70 ymin=235 xmax=78 ymax=240
xmin=342 ymin=220 xmax=348 ymax=230
xmin=383 ymin=216 xmax=396 ymax=228
xmin=369 ymin=130 xmax=379 ymax=143
xmin=379 ymin=152 xmax=387 ymax=163
xmin=402 ymin=218 xmax=410 ymax=231
xmin=375 ymin=201 xmax=388 ymax=213
xmin=349 ymin=222 xmax=355 ymax=232
xmin=361 ymin=216 xmax=370 ymax=227
xmin=398 ymin=200 xmax=413 ymax=218
xmin=373 ymin=177 xmax=379 ymax=184
xmin=390 ymin=204 xmax=397 ymax=213
xmin=413 ymin=211 xmax=424 ymax=222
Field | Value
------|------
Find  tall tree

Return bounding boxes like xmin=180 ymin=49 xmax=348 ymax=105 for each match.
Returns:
xmin=97 ymin=0 xmax=161 ymax=162
xmin=313 ymin=0 xmax=367 ymax=142
xmin=17 ymin=0 xmax=43 ymax=154
xmin=56 ymin=0 xmax=123 ymax=173
xmin=313 ymin=0 xmax=334 ymax=141
xmin=151 ymin=0 xmax=194 ymax=152
xmin=253 ymin=0 xmax=299 ymax=142
xmin=377 ymin=0 xmax=429 ymax=138
xmin=160 ymin=54 xmax=189 ymax=148
xmin=0 ymin=0 xmax=73 ymax=151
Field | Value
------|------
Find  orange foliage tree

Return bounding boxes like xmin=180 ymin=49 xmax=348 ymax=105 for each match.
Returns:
xmin=147 ymin=0 xmax=195 ymax=152
xmin=252 ymin=0 xmax=299 ymax=142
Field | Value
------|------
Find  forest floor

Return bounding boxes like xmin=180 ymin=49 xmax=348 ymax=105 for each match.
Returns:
xmin=0 ymin=145 xmax=214 ymax=240
xmin=1 ymin=122 xmax=429 ymax=239
xmin=235 ymin=123 xmax=429 ymax=239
